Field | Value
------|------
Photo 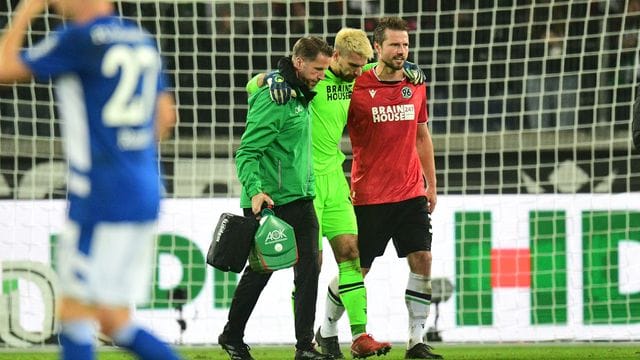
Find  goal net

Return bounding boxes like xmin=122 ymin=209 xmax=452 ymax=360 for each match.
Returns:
xmin=1 ymin=0 xmax=639 ymax=346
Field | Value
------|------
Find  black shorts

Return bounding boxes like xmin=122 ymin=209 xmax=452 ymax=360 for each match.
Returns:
xmin=354 ymin=196 xmax=432 ymax=268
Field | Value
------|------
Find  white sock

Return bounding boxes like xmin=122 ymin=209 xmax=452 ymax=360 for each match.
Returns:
xmin=321 ymin=276 xmax=345 ymax=337
xmin=405 ymin=272 xmax=431 ymax=349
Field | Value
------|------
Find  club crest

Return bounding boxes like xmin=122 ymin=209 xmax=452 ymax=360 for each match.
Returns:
xmin=401 ymin=86 xmax=412 ymax=98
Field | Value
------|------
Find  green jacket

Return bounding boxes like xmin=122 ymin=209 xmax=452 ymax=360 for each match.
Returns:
xmin=236 ymin=83 xmax=315 ymax=208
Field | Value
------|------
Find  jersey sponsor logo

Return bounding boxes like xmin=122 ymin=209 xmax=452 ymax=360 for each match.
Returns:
xmin=371 ymin=104 xmax=415 ymax=123
xmin=326 ymin=83 xmax=352 ymax=101
xmin=402 ymin=86 xmax=412 ymax=98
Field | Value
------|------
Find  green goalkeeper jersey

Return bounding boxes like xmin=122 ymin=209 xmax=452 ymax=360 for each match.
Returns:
xmin=309 ymin=68 xmax=352 ymax=175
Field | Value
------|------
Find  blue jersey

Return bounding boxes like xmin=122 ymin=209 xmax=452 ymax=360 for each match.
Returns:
xmin=21 ymin=16 xmax=167 ymax=223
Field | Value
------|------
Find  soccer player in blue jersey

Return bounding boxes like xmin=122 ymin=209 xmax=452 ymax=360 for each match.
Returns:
xmin=0 ymin=1 xmax=180 ymax=359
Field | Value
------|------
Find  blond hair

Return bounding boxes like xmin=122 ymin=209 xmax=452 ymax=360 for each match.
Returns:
xmin=334 ymin=28 xmax=373 ymax=60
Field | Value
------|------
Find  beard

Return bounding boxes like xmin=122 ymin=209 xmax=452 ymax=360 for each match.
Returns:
xmin=304 ymin=79 xmax=318 ymax=89
xmin=382 ymin=57 xmax=404 ymax=71
xmin=340 ymin=73 xmax=357 ymax=82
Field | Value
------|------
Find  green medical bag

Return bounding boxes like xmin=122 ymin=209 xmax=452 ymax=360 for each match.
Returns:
xmin=249 ymin=208 xmax=298 ymax=272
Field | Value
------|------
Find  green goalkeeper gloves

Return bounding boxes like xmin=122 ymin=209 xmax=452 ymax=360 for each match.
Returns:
xmin=403 ymin=61 xmax=426 ymax=85
xmin=265 ymin=71 xmax=292 ymax=105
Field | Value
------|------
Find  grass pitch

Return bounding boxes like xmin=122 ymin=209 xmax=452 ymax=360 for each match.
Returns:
xmin=1 ymin=342 xmax=639 ymax=359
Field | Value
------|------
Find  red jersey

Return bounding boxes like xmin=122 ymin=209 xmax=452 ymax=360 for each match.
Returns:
xmin=347 ymin=70 xmax=428 ymax=205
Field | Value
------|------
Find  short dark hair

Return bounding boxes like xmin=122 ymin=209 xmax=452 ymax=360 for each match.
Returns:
xmin=373 ymin=17 xmax=408 ymax=45
xmin=292 ymin=36 xmax=334 ymax=62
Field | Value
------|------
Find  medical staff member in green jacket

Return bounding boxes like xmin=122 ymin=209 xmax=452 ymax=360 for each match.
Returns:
xmin=218 ymin=36 xmax=334 ymax=360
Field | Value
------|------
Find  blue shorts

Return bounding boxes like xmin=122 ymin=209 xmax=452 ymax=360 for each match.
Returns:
xmin=56 ymin=220 xmax=157 ymax=306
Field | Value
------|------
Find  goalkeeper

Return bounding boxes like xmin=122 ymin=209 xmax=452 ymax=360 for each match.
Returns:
xmin=247 ymin=27 xmax=426 ymax=359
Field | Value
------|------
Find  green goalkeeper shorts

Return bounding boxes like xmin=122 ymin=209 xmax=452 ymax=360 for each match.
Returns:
xmin=313 ymin=169 xmax=358 ymax=250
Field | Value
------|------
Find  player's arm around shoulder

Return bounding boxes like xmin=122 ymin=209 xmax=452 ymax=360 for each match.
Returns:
xmin=363 ymin=62 xmax=377 ymax=72
xmin=246 ymin=73 xmax=266 ymax=95
xmin=252 ymin=88 xmax=297 ymax=138
xmin=0 ymin=0 xmax=47 ymax=84
xmin=362 ymin=61 xmax=426 ymax=85
xmin=247 ymin=71 xmax=294 ymax=105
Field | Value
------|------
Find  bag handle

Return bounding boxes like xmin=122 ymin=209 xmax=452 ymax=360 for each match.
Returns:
xmin=261 ymin=205 xmax=274 ymax=217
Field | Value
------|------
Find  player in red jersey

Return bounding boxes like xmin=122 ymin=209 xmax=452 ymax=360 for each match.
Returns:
xmin=346 ymin=17 xmax=442 ymax=359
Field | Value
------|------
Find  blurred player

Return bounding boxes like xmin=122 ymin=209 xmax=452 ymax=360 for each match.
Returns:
xmin=0 ymin=1 xmax=179 ymax=359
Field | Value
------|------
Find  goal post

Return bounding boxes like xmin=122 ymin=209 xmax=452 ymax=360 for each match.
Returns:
xmin=1 ymin=0 xmax=639 ymax=346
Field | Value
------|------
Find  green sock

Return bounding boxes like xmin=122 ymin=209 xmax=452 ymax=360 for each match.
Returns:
xmin=350 ymin=324 xmax=366 ymax=338
xmin=337 ymin=259 xmax=367 ymax=338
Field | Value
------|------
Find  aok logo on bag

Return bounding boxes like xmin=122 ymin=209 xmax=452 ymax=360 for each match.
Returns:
xmin=264 ymin=228 xmax=287 ymax=244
